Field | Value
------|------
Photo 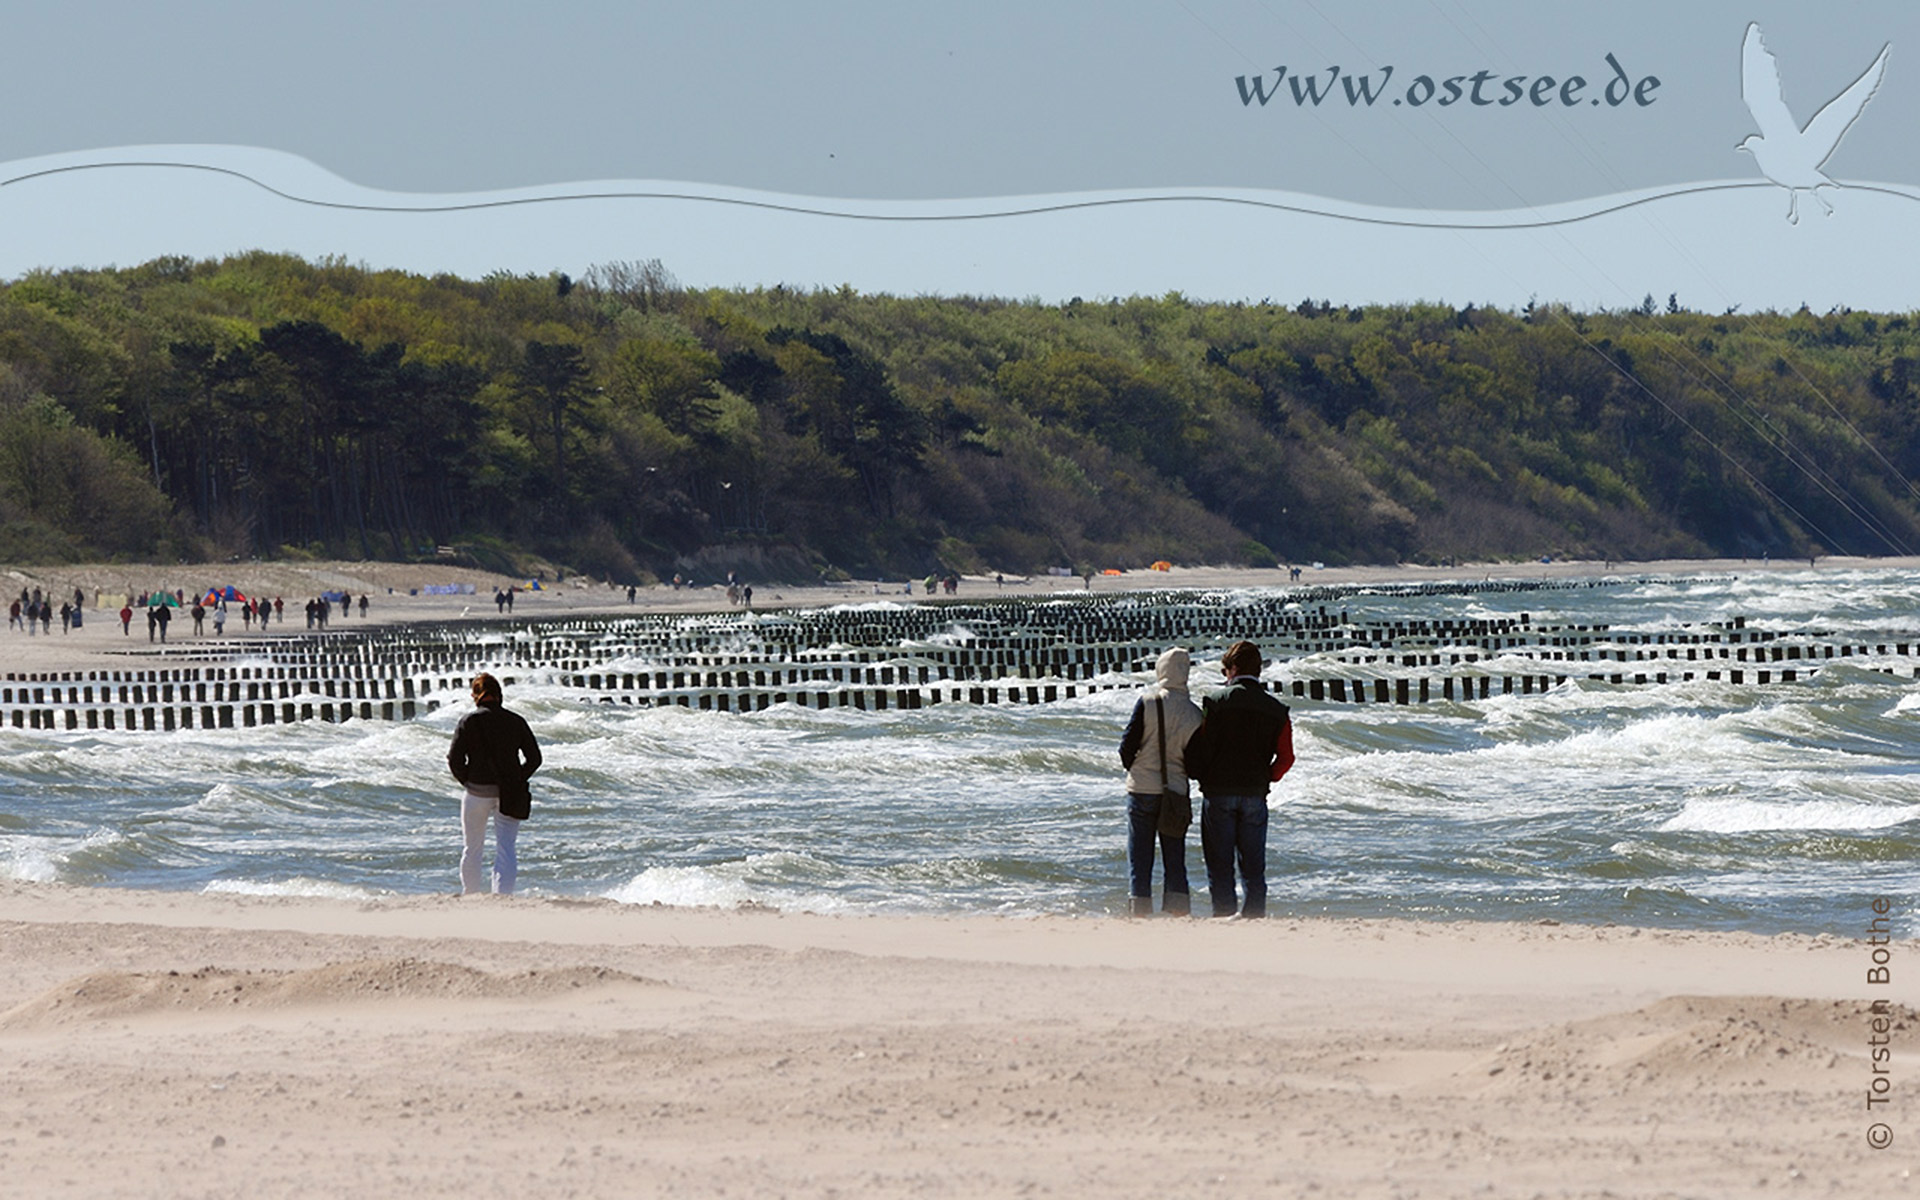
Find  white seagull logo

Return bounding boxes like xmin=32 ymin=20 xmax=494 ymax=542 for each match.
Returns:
xmin=1737 ymin=22 xmax=1890 ymax=223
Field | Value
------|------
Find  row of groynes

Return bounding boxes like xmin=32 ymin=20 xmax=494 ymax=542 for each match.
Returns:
xmin=5 ymin=578 xmax=1918 ymax=734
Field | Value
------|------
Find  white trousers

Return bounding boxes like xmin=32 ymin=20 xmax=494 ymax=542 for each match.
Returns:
xmin=460 ymin=790 xmax=520 ymax=894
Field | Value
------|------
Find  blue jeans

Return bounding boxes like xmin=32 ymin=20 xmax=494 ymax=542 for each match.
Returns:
xmin=1127 ymin=793 xmax=1190 ymax=898
xmin=1200 ymin=794 xmax=1269 ymax=917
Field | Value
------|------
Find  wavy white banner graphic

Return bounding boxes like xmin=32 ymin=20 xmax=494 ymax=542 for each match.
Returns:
xmin=3 ymin=146 xmax=1918 ymax=310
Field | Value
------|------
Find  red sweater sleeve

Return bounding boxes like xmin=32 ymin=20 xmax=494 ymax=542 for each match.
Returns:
xmin=1270 ymin=720 xmax=1295 ymax=781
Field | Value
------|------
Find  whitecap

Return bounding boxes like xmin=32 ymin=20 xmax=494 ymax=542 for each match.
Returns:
xmin=0 ymin=828 xmax=133 ymax=882
xmin=603 ymin=852 xmax=858 ymax=913
xmin=0 ymin=835 xmax=64 ymax=882
xmin=1659 ymin=796 xmax=1918 ymax=834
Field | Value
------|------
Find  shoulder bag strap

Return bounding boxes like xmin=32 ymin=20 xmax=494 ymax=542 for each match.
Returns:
xmin=1155 ymin=697 xmax=1169 ymax=792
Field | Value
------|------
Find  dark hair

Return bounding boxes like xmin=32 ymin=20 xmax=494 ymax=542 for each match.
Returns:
xmin=471 ymin=672 xmax=503 ymax=703
xmin=1222 ymin=641 xmax=1263 ymax=677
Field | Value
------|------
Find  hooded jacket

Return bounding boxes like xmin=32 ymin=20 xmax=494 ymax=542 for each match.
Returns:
xmin=1117 ymin=648 xmax=1205 ymax=796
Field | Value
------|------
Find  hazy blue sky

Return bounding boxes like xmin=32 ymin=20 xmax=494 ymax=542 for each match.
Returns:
xmin=3 ymin=1 xmax=1913 ymax=206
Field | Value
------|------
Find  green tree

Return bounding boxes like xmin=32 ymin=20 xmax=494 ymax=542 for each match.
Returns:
xmin=517 ymin=339 xmax=593 ymax=516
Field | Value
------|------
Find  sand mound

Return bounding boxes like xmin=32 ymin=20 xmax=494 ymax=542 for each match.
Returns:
xmin=0 ymin=958 xmax=655 ymax=1028
xmin=1470 ymin=995 xmax=1914 ymax=1092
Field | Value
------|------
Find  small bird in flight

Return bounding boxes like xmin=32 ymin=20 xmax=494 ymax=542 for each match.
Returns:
xmin=1738 ymin=22 xmax=1890 ymax=223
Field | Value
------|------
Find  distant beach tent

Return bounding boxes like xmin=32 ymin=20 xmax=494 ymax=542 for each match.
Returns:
xmin=144 ymin=590 xmax=180 ymax=607
xmin=1101 ymin=568 xmax=1124 ymax=576
xmin=201 ymin=586 xmax=249 ymax=605
xmin=522 ymin=580 xmax=544 ymax=590
xmin=1150 ymin=561 xmax=1172 ymax=572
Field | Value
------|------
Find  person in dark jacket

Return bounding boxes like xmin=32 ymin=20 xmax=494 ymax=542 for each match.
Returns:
xmin=446 ymin=672 xmax=543 ymax=895
xmin=1183 ymin=641 xmax=1296 ymax=918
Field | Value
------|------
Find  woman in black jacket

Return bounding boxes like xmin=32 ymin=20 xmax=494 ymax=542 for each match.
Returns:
xmin=447 ymin=672 xmax=543 ymax=894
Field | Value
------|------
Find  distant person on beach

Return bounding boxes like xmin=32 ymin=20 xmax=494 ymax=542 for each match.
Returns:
xmin=1184 ymin=640 xmax=1295 ymax=919
xmin=1117 ymin=647 xmax=1204 ymax=916
xmin=9 ymin=598 xmax=20 ymax=631
xmin=191 ymin=603 xmax=206 ymax=635
xmin=119 ymin=604 xmax=131 ymax=635
xmin=447 ymin=672 xmax=543 ymax=896
xmin=358 ymin=594 xmax=369 ymax=618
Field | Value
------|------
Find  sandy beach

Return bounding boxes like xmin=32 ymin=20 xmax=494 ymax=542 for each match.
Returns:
xmin=4 ymin=556 xmax=1917 ymax=1195
xmin=0 ymin=883 xmax=1911 ymax=1197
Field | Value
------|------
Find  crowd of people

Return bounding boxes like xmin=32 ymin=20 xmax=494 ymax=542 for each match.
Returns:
xmin=10 ymin=585 xmax=386 ymax=643
xmin=9 ymin=587 xmax=87 ymax=636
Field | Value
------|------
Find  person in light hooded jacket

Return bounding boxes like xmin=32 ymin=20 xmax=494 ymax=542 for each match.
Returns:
xmin=1117 ymin=647 xmax=1205 ymax=916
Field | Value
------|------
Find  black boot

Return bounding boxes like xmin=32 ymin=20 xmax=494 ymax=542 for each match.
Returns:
xmin=1130 ymin=896 xmax=1154 ymax=917
xmin=1163 ymin=891 xmax=1191 ymax=916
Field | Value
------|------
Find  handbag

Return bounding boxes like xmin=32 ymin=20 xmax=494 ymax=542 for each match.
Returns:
xmin=498 ymin=774 xmax=531 ymax=821
xmin=1153 ymin=698 xmax=1191 ymax=837
xmin=488 ymin=710 xmax=533 ymax=820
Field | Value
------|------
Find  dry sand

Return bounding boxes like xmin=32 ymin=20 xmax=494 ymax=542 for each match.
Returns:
xmin=4 ymin=557 xmax=1917 ymax=1195
xmin=0 ymin=883 xmax=1912 ymax=1197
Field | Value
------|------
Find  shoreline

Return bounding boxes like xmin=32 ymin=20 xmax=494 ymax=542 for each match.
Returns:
xmin=3 ymin=553 xmax=1909 ymax=678
xmin=0 ymin=877 xmax=1894 ymax=987
xmin=1 ymin=879 xmax=1911 ymax=1196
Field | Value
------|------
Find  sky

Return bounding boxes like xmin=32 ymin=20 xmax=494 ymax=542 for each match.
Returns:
xmin=1 ymin=1 xmax=1916 ymax=309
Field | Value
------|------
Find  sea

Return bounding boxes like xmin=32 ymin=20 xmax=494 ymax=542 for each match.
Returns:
xmin=3 ymin=568 xmax=1917 ymax=935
